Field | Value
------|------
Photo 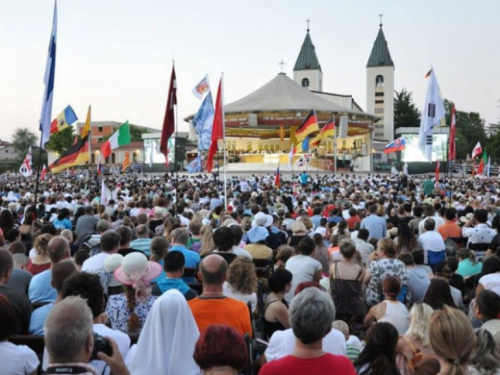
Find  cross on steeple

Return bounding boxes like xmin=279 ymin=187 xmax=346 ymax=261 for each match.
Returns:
xmin=379 ymin=13 xmax=383 ymax=27
xmin=307 ymin=19 xmax=310 ymax=32
xmin=278 ymin=59 xmax=286 ymax=72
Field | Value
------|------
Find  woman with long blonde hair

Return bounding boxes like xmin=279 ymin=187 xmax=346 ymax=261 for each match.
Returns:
xmin=428 ymin=305 xmax=477 ymax=375
xmin=199 ymin=225 xmax=214 ymax=256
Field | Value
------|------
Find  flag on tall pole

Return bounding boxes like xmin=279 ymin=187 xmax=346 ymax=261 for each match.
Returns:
xmin=149 ymin=142 xmax=154 ymax=168
xmin=295 ymin=111 xmax=319 ymax=142
xmin=478 ymin=150 xmax=487 ymax=175
xmin=448 ymin=104 xmax=456 ymax=161
xmin=206 ymin=78 xmax=223 ymax=173
xmin=19 ymin=147 xmax=33 ymax=177
xmin=275 ymin=163 xmax=280 ymax=187
xmin=82 ymin=105 xmax=92 ymax=138
xmin=192 ymin=75 xmax=210 ymax=100
xmin=310 ymin=118 xmax=335 ymax=147
xmin=39 ymin=1 xmax=58 ymax=149
xmin=417 ymin=69 xmax=446 ymax=161
xmin=101 ymin=122 xmax=131 ymax=158
xmin=49 ymin=135 xmax=90 ymax=173
xmin=50 ymin=105 xmax=77 ymax=134
xmin=122 ymin=151 xmax=130 ymax=171
xmin=471 ymin=142 xmax=482 ymax=159
xmin=40 ymin=164 xmax=47 ymax=181
xmin=160 ymin=66 xmax=177 ymax=163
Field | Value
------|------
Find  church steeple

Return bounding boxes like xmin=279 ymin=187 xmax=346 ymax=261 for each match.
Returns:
xmin=367 ymin=25 xmax=394 ymax=68
xmin=293 ymin=21 xmax=323 ymax=91
xmin=293 ymin=28 xmax=322 ymax=73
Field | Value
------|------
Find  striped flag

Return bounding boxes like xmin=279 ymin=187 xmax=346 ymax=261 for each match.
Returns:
xmin=295 ymin=110 xmax=319 ymax=142
xmin=122 ymin=151 xmax=131 ymax=171
xmin=39 ymin=2 xmax=58 ymax=149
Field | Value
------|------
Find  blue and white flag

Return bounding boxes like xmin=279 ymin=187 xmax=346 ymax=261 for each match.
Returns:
xmin=186 ymin=156 xmax=202 ymax=173
xmin=39 ymin=1 xmax=58 ymax=149
xmin=192 ymin=92 xmax=214 ymax=151
xmin=417 ymin=69 xmax=446 ymax=161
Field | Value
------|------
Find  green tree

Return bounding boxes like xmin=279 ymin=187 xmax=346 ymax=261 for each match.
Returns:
xmin=45 ymin=127 xmax=78 ymax=154
xmin=444 ymin=99 xmax=487 ymax=160
xmin=12 ymin=127 xmax=38 ymax=156
xmin=130 ymin=124 xmax=149 ymax=142
xmin=394 ymin=89 xmax=421 ymax=137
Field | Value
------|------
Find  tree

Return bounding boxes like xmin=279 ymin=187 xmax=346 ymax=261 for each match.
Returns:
xmin=12 ymin=127 xmax=38 ymax=156
xmin=394 ymin=89 xmax=421 ymax=137
xmin=45 ymin=127 xmax=78 ymax=154
xmin=444 ymin=99 xmax=487 ymax=160
xmin=130 ymin=124 xmax=149 ymax=142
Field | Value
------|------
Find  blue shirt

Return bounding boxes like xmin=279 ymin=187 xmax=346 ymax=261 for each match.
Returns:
xmin=29 ymin=302 xmax=54 ymax=335
xmin=28 ymin=270 xmax=57 ymax=303
xmin=360 ymin=214 xmax=387 ymax=240
xmin=53 ymin=218 xmax=72 ymax=230
xmin=169 ymin=244 xmax=201 ymax=282
xmin=130 ymin=238 xmax=153 ymax=257
xmin=300 ymin=173 xmax=308 ymax=184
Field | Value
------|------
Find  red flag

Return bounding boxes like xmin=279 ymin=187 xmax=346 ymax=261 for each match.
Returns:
xmin=478 ymin=159 xmax=485 ymax=174
xmin=40 ymin=164 xmax=47 ymax=181
xmin=275 ymin=164 xmax=280 ymax=187
xmin=448 ymin=105 xmax=456 ymax=161
xmin=435 ymin=160 xmax=440 ymax=191
xmin=206 ymin=78 xmax=223 ymax=173
xmin=160 ymin=66 xmax=177 ymax=160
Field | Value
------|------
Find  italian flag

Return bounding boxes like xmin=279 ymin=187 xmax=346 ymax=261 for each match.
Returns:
xmin=101 ymin=122 xmax=131 ymax=158
xmin=478 ymin=149 xmax=487 ymax=175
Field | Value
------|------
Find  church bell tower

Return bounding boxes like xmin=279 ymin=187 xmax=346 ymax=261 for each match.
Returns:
xmin=293 ymin=22 xmax=323 ymax=92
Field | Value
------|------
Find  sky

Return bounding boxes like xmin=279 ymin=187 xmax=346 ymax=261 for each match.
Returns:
xmin=1 ymin=0 xmax=499 ymax=143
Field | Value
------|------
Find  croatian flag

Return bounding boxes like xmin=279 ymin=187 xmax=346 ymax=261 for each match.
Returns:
xmin=384 ymin=137 xmax=407 ymax=154
xmin=39 ymin=2 xmax=58 ymax=149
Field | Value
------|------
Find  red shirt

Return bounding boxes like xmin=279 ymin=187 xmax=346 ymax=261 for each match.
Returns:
xmin=26 ymin=260 xmax=51 ymax=276
xmin=346 ymin=216 xmax=361 ymax=230
xmin=259 ymin=353 xmax=356 ymax=375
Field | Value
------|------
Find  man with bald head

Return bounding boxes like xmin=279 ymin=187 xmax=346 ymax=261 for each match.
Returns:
xmin=187 ymin=254 xmax=252 ymax=336
xmin=0 ymin=249 xmax=32 ymax=333
xmin=29 ymin=236 xmax=70 ymax=303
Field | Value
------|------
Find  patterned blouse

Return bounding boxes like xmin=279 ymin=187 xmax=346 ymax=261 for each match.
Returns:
xmin=365 ymin=258 xmax=409 ymax=307
xmin=105 ymin=294 xmax=157 ymax=336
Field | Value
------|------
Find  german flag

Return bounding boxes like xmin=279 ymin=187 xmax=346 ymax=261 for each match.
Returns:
xmin=310 ymin=118 xmax=335 ymax=147
xmin=295 ymin=110 xmax=319 ymax=142
xmin=49 ymin=134 xmax=90 ymax=174
xmin=122 ymin=151 xmax=131 ymax=171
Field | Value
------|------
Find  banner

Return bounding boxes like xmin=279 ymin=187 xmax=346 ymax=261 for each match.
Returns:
xmin=192 ymin=75 xmax=210 ymax=99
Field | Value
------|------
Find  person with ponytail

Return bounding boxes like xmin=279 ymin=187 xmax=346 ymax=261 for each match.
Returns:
xmin=428 ymin=305 xmax=478 ymax=375
xmin=354 ymin=322 xmax=400 ymax=375
xmin=105 ymin=252 xmax=161 ymax=335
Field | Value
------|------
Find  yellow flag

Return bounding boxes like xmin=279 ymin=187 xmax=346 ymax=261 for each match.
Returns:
xmin=82 ymin=105 xmax=91 ymax=138
xmin=122 ymin=151 xmax=130 ymax=171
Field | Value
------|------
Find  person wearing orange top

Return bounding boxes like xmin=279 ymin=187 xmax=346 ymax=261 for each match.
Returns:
xmin=188 ymin=254 xmax=253 ymax=336
xmin=346 ymin=208 xmax=361 ymax=231
xmin=438 ymin=209 xmax=462 ymax=241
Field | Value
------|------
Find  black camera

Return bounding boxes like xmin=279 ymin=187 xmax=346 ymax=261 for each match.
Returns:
xmin=90 ymin=333 xmax=113 ymax=361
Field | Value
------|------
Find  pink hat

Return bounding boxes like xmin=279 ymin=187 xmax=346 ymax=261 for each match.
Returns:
xmin=114 ymin=252 xmax=162 ymax=286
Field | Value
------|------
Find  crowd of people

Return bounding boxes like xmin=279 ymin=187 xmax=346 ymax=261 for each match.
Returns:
xmin=1 ymin=170 xmax=500 ymax=375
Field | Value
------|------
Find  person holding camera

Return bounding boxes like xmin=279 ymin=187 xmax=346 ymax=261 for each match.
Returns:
xmin=44 ymin=296 xmax=130 ymax=375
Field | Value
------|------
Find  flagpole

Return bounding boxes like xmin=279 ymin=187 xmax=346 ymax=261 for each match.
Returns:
xmin=32 ymin=136 xmax=44 ymax=223
xmin=222 ymin=72 xmax=227 ymax=209
xmin=334 ymin=120 xmax=337 ymax=174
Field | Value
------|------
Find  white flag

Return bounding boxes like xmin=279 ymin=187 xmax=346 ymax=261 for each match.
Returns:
xmin=149 ymin=141 xmax=154 ymax=168
xmin=19 ymin=147 xmax=32 ymax=177
xmin=101 ymin=179 xmax=109 ymax=206
xmin=471 ymin=142 xmax=482 ymax=159
xmin=192 ymin=75 xmax=210 ymax=100
xmin=417 ymin=69 xmax=446 ymax=161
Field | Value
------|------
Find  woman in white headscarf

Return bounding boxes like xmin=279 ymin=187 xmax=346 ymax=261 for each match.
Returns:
xmin=128 ymin=289 xmax=200 ymax=375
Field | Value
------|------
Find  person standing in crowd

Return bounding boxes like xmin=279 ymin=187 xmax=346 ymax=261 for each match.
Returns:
xmin=361 ymin=204 xmax=387 ymax=241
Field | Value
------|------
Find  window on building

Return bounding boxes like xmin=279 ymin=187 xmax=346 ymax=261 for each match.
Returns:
xmin=375 ymin=108 xmax=384 ymax=114
xmin=111 ymin=153 xmax=116 ymax=164
xmin=98 ymin=137 xmax=103 ymax=143
xmin=375 ymin=75 xmax=384 ymax=87
xmin=301 ymin=78 xmax=310 ymax=88
xmin=375 ymin=132 xmax=384 ymax=137
xmin=98 ymin=127 xmax=103 ymax=132
xmin=375 ymin=124 xmax=384 ymax=129
xmin=375 ymin=100 xmax=384 ymax=104
xmin=375 ymin=92 xmax=384 ymax=97
xmin=5 ymin=150 xmax=8 ymax=154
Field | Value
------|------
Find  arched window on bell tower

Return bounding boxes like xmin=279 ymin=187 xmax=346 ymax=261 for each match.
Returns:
xmin=375 ymin=75 xmax=384 ymax=87
xmin=301 ymin=78 xmax=310 ymax=88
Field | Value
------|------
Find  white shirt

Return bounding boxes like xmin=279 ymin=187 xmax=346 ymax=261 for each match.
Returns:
xmin=284 ymin=255 xmax=322 ymax=303
xmin=417 ymin=231 xmax=446 ymax=264
xmin=0 ymin=341 xmax=39 ymax=375
xmin=81 ymin=253 xmax=110 ymax=273
xmin=265 ymin=328 xmax=346 ymax=362
xmin=418 ymin=216 xmax=445 ymax=236
xmin=354 ymin=239 xmax=375 ymax=267
xmin=479 ymin=273 xmax=500 ymax=296
xmin=231 ymin=246 xmax=253 ymax=259
xmin=462 ymin=224 xmax=497 ymax=245
xmin=222 ymin=282 xmax=257 ymax=312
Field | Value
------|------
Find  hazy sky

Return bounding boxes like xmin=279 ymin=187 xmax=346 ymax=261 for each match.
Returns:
xmin=1 ymin=0 xmax=499 ymax=143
